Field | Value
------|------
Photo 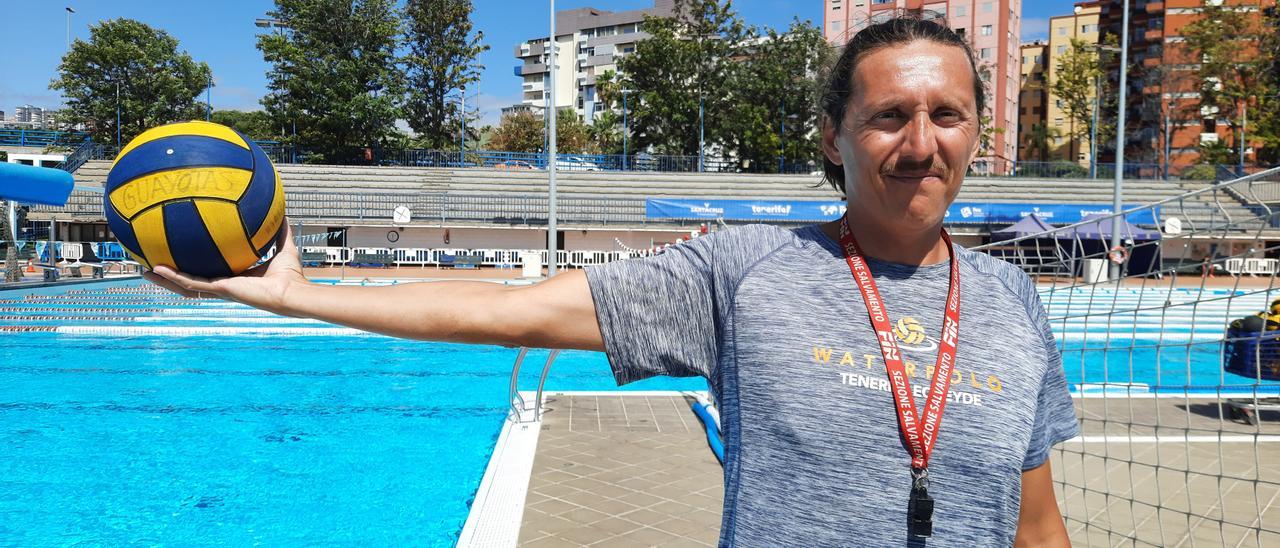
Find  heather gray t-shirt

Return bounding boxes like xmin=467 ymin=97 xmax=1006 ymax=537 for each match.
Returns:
xmin=586 ymin=224 xmax=1079 ymax=547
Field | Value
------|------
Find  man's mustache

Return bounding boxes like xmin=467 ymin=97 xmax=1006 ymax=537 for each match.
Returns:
xmin=881 ymin=158 xmax=948 ymax=178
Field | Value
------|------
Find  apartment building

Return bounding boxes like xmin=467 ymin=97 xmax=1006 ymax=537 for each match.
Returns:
xmin=514 ymin=1 xmax=674 ymax=122
xmin=1098 ymin=0 xmax=1272 ymax=172
xmin=1046 ymin=1 xmax=1101 ymax=164
xmin=1017 ymin=42 xmax=1048 ymax=161
xmin=822 ymin=0 xmax=1023 ymax=173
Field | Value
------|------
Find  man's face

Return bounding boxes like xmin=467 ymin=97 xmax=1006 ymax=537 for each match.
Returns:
xmin=822 ymin=40 xmax=981 ymax=232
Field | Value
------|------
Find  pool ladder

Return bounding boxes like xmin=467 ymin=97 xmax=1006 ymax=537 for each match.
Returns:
xmin=507 ymin=347 xmax=561 ymax=423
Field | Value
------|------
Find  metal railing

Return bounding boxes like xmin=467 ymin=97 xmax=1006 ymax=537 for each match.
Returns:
xmin=508 ymin=347 xmax=562 ymax=423
xmin=0 ymin=128 xmax=90 ymax=148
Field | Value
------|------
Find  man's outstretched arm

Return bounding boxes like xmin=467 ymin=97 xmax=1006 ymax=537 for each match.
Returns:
xmin=145 ymin=224 xmax=605 ymax=351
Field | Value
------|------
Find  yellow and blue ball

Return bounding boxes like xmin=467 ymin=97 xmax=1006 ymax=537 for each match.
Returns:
xmin=103 ymin=121 xmax=285 ymax=278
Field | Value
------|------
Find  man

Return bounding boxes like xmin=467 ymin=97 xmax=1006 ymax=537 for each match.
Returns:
xmin=148 ymin=17 xmax=1077 ymax=547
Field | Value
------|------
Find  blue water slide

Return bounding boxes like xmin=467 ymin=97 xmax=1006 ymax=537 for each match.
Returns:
xmin=0 ymin=162 xmax=75 ymax=206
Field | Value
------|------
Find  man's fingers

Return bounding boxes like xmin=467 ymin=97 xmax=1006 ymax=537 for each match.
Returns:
xmin=150 ymin=264 xmax=220 ymax=294
xmin=142 ymin=271 xmax=201 ymax=299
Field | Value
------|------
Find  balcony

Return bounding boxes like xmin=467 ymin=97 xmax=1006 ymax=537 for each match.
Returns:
xmin=518 ymin=63 xmax=548 ymax=76
xmin=1144 ymin=28 xmax=1162 ymax=41
xmin=1142 ymin=56 xmax=1161 ymax=67
xmin=1145 ymin=2 xmax=1164 ymax=15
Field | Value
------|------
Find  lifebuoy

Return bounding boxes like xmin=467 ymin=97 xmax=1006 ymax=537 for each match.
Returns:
xmin=1108 ymin=245 xmax=1128 ymax=265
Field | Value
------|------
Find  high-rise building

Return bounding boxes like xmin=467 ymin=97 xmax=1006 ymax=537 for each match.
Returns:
xmin=1097 ymin=0 xmax=1272 ymax=173
xmin=514 ymin=0 xmax=675 ymax=123
xmin=1017 ymin=42 xmax=1048 ymax=162
xmin=14 ymin=105 xmax=45 ymax=126
xmin=822 ymin=0 xmax=1023 ymax=173
xmin=1045 ymin=2 xmax=1101 ymax=165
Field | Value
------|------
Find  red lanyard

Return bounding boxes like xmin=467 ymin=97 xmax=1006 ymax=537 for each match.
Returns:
xmin=837 ymin=218 xmax=960 ymax=471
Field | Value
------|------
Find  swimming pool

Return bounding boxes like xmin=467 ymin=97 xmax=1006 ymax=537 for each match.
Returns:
xmin=3 ymin=280 xmax=1276 ymax=545
xmin=0 ymin=279 xmax=701 ymax=545
xmin=1045 ymin=286 xmax=1280 ymax=394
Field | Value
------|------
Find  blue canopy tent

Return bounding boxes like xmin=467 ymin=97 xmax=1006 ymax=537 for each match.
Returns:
xmin=988 ymin=214 xmax=1065 ymax=273
xmin=991 ymin=213 xmax=1056 ymax=241
xmin=1057 ymin=214 xmax=1162 ymax=277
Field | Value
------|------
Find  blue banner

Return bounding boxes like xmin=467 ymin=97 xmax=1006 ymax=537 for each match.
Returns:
xmin=645 ymin=199 xmax=1159 ymax=225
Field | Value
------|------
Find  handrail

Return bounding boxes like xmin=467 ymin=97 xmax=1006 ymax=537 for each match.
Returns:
xmin=533 ymin=349 xmax=561 ymax=422
xmin=55 ymin=139 xmax=102 ymax=173
xmin=507 ymin=346 xmax=562 ymax=423
xmin=507 ymin=347 xmax=530 ymax=420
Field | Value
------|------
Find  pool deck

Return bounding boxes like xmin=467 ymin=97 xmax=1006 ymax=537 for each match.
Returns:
xmin=513 ymin=393 xmax=1279 ymax=547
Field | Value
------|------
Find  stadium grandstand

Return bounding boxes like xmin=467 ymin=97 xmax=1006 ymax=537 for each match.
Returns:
xmin=27 ymin=157 xmax=1274 ymax=273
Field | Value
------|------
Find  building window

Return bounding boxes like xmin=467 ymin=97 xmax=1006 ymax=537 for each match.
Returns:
xmin=873 ymin=0 xmax=892 ymax=4
xmin=1055 ymin=117 xmax=1064 ymax=126
xmin=1056 ymin=99 xmax=1063 ymax=108
xmin=1057 ymin=45 xmax=1066 ymax=54
xmin=981 ymin=25 xmax=992 ymax=36
xmin=832 ymin=0 xmax=841 ymax=9
xmin=956 ymin=5 xmax=967 ymax=17
xmin=623 ymin=46 xmax=634 ymax=53
xmin=1058 ymin=26 xmax=1066 ymax=36
xmin=1202 ymin=118 xmax=1216 ymax=132
xmin=1082 ymin=24 xmax=1094 ymax=33
xmin=955 ymin=28 xmax=965 ymax=38
xmin=831 ymin=20 xmax=842 ymax=33
xmin=980 ymin=47 xmax=992 ymax=59
xmin=982 ymin=2 xmax=992 ymax=13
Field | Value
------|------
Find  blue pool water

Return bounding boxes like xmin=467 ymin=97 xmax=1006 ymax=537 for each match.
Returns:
xmin=0 ymin=279 xmax=700 ymax=546
xmin=3 ymin=280 xmax=1278 ymax=545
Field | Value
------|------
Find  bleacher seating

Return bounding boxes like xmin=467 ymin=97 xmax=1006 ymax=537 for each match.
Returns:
xmin=39 ymin=160 xmax=1266 ymax=233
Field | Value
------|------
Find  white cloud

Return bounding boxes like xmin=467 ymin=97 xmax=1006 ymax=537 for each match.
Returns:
xmin=1022 ymin=17 xmax=1049 ymax=42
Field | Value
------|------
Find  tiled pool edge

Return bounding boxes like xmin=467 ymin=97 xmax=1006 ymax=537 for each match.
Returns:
xmin=456 ymin=408 xmax=542 ymax=548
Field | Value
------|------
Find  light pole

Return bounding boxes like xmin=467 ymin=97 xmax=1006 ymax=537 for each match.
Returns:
xmin=65 ymin=7 xmax=74 ymax=52
xmin=255 ymin=17 xmax=295 ymax=162
xmin=698 ymin=96 xmax=705 ymax=172
xmin=115 ymin=82 xmax=121 ymax=150
xmin=206 ymin=73 xmax=212 ymax=121
xmin=547 ymin=0 xmax=558 ymax=277
xmin=460 ymin=85 xmax=466 ymax=154
xmin=1110 ymin=0 xmax=1130 ymax=281
xmin=778 ymin=101 xmax=785 ymax=173
xmin=1163 ymin=100 xmax=1174 ymax=180
xmin=1089 ymin=75 xmax=1100 ymax=179
xmin=1081 ymin=40 xmax=1120 ymax=180
xmin=622 ymin=88 xmax=631 ymax=171
xmin=1239 ymin=95 xmax=1252 ymax=175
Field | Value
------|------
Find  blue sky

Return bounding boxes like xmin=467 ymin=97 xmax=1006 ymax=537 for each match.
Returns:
xmin=0 ymin=1 xmax=1062 ymax=127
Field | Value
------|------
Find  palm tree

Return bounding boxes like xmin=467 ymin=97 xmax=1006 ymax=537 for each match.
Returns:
xmin=1025 ymin=122 xmax=1060 ymax=163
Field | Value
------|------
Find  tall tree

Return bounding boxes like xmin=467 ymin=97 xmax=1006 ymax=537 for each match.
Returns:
xmin=611 ymin=0 xmax=750 ymax=157
xmin=402 ymin=0 xmax=488 ymax=149
xmin=1252 ymin=4 xmax=1280 ymax=164
xmin=1052 ymin=39 xmax=1102 ymax=161
xmin=51 ymin=18 xmax=211 ymax=145
xmin=258 ymin=0 xmax=403 ymax=163
xmin=490 ymin=111 xmax=543 ymax=153
xmin=724 ymin=20 xmax=833 ymax=172
xmin=1182 ymin=2 xmax=1267 ymax=164
xmin=210 ymin=110 xmax=278 ymax=141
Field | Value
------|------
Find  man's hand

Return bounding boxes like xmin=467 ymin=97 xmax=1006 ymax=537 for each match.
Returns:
xmin=1014 ymin=460 xmax=1070 ymax=547
xmin=143 ymin=222 xmax=307 ymax=316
